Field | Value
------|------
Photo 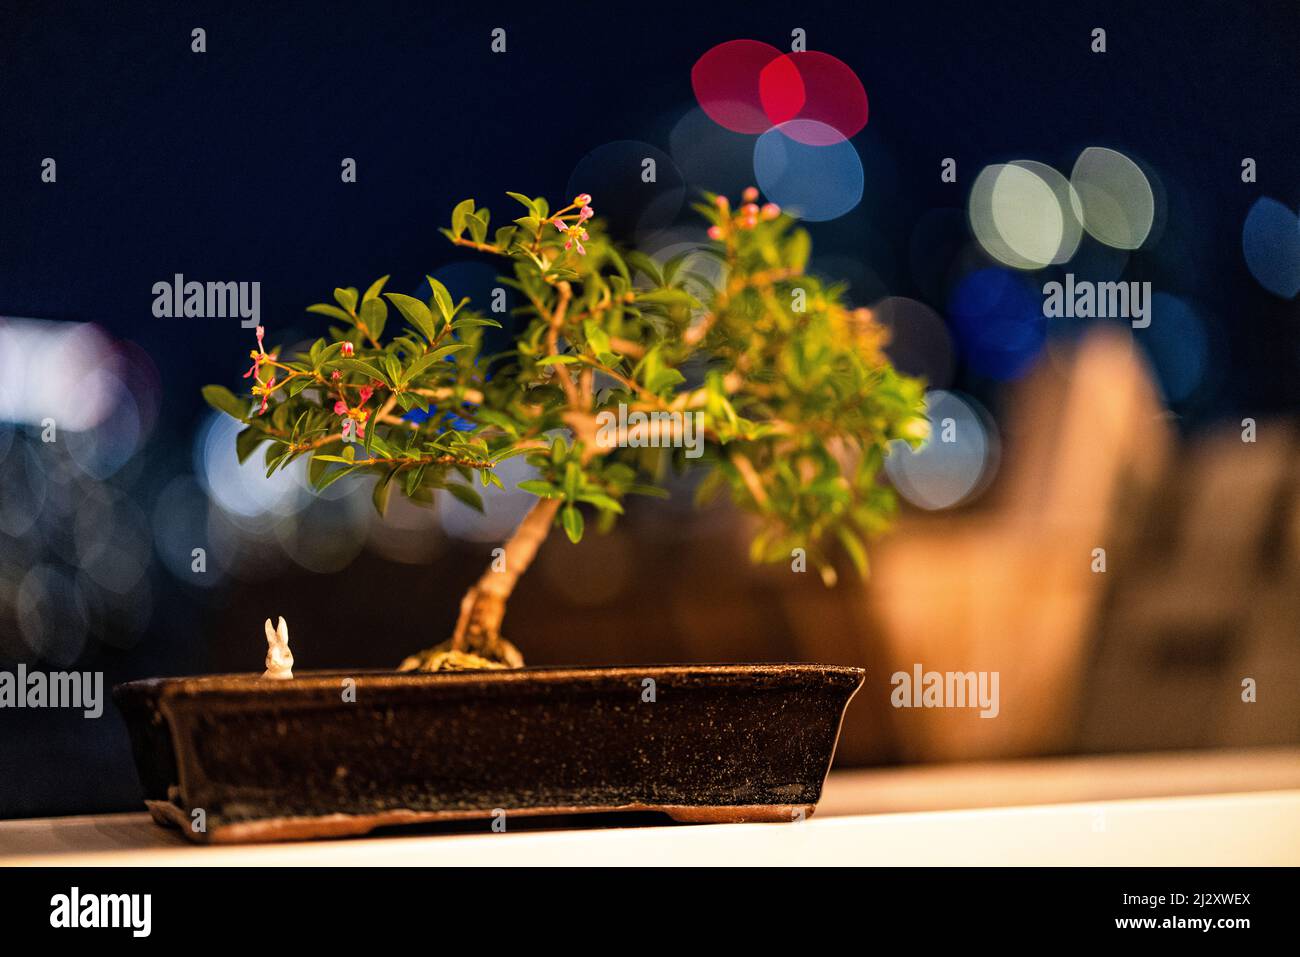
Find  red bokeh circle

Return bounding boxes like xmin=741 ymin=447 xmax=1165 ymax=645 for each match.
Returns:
xmin=691 ymin=39 xmax=800 ymax=135
xmin=759 ymin=52 xmax=868 ymax=145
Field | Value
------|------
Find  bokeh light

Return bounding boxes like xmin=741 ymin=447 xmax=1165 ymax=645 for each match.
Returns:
xmin=1242 ymin=196 xmax=1300 ymax=299
xmin=873 ymin=296 xmax=957 ymax=389
xmin=16 ymin=564 xmax=89 ymax=666
xmin=153 ymin=474 xmax=224 ymax=587
xmin=947 ymin=267 xmax=1046 ymax=380
xmin=759 ymin=51 xmax=868 ymax=145
xmin=0 ymin=319 xmax=122 ymax=430
xmin=753 ymin=121 xmax=864 ymax=221
xmin=196 ymin=411 xmax=308 ymax=522
xmin=669 ymin=107 xmax=758 ymax=198
xmin=439 ymin=454 xmax=536 ymax=543
xmin=1141 ymin=293 xmax=1211 ymax=403
xmin=637 ymin=231 xmax=728 ymax=300
xmin=272 ymin=492 xmax=370 ymax=575
xmin=367 ymin=484 xmax=446 ymax=565
xmin=691 ymin=39 xmax=787 ymax=134
xmin=1070 ymin=147 xmax=1155 ymax=250
xmin=885 ymin=390 xmax=999 ymax=510
xmin=969 ymin=162 xmax=1080 ymax=270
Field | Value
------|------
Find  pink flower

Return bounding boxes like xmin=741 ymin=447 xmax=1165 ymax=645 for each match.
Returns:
xmin=258 ymin=378 xmax=275 ymax=414
xmin=341 ymin=342 xmax=354 ymax=357
xmin=330 ymin=370 xmax=341 ymax=381
xmin=333 ymin=400 xmax=348 ymax=415
xmin=341 ymin=418 xmax=356 ymax=442
xmin=358 ymin=386 xmax=374 ymax=403
xmin=244 ymin=325 xmax=269 ymax=379
xmin=553 ymin=218 xmax=567 ymax=233
xmin=714 ymin=195 xmax=730 ymax=211
xmin=742 ymin=186 xmax=759 ymax=203
xmin=556 ymin=222 xmax=590 ymax=256
xmin=707 ymin=225 xmax=724 ymax=241
xmin=579 ymin=205 xmax=594 ymax=221
xmin=761 ymin=203 xmax=781 ymax=220
xmin=573 ymin=193 xmax=592 ymax=206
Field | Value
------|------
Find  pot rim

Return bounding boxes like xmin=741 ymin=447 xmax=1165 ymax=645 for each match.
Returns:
xmin=114 ymin=662 xmax=865 ymax=698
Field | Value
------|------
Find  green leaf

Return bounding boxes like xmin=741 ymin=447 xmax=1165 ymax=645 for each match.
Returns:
xmin=385 ymin=292 xmax=438 ymax=342
xmin=787 ymin=228 xmax=812 ymax=272
xmin=235 ymin=425 xmax=264 ymax=462
xmin=372 ymin=472 xmax=394 ymax=517
xmin=362 ymin=275 xmax=390 ymax=302
xmin=637 ymin=288 xmax=700 ymax=309
xmin=646 ymin=366 xmax=686 ymax=392
xmin=624 ymin=252 xmax=664 ymax=286
xmin=444 ymin=483 xmax=484 ymax=512
xmin=306 ymin=303 xmax=354 ymax=323
xmin=338 ymin=358 xmax=388 ymax=383
xmin=404 ymin=343 xmax=470 ymax=382
xmin=494 ymin=226 xmax=518 ymax=249
xmin=577 ymin=492 xmax=624 ymax=513
xmin=627 ymin=484 xmax=670 ymax=499
xmin=202 ymin=384 xmax=249 ymax=421
xmin=334 ymin=287 xmax=358 ymax=315
xmin=536 ymin=354 xmax=581 ymax=365
xmin=465 ymin=212 xmax=488 ymax=244
xmin=427 ymin=276 xmax=455 ymax=323
xmin=359 ymin=297 xmax=387 ymax=340
xmin=449 ymin=316 xmax=503 ymax=330
xmin=561 ymin=505 xmax=584 ymax=543
xmin=452 ymin=198 xmax=475 ymax=237
xmin=583 ymin=319 xmax=610 ymax=355
xmin=315 ymin=465 xmax=357 ymax=492
xmin=505 ymin=191 xmax=538 ymax=216
xmin=518 ymin=479 xmax=563 ymax=498
xmin=563 ymin=461 xmax=581 ymax=500
xmin=837 ymin=526 xmax=869 ymax=577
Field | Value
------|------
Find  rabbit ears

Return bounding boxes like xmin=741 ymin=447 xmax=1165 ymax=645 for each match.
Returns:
xmin=263 ymin=616 xmax=289 ymax=646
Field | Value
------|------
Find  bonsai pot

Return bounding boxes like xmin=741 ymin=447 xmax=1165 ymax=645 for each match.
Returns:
xmin=114 ymin=663 xmax=863 ymax=843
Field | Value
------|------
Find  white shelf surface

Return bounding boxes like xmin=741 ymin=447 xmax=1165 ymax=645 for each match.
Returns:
xmin=3 ymin=748 xmax=1298 ymax=866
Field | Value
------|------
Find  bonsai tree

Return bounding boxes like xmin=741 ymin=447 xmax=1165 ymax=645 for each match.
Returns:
xmin=202 ymin=188 xmax=928 ymax=671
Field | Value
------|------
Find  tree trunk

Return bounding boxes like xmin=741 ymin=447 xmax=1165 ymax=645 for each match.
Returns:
xmin=399 ymin=496 xmax=561 ymax=671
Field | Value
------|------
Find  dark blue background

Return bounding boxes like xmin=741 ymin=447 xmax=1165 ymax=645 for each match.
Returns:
xmin=3 ymin=0 xmax=1298 ymax=431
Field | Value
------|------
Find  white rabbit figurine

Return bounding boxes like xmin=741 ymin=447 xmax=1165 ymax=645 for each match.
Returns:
xmin=262 ymin=616 xmax=294 ymax=679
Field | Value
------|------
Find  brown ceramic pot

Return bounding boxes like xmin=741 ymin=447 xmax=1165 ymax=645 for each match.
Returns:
xmin=114 ymin=663 xmax=864 ymax=843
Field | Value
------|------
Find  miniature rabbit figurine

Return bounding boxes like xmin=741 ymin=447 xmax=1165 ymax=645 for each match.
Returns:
xmin=262 ymin=616 xmax=293 ymax=679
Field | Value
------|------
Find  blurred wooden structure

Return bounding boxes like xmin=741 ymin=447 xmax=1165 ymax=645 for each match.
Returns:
xmin=854 ymin=330 xmax=1173 ymax=759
